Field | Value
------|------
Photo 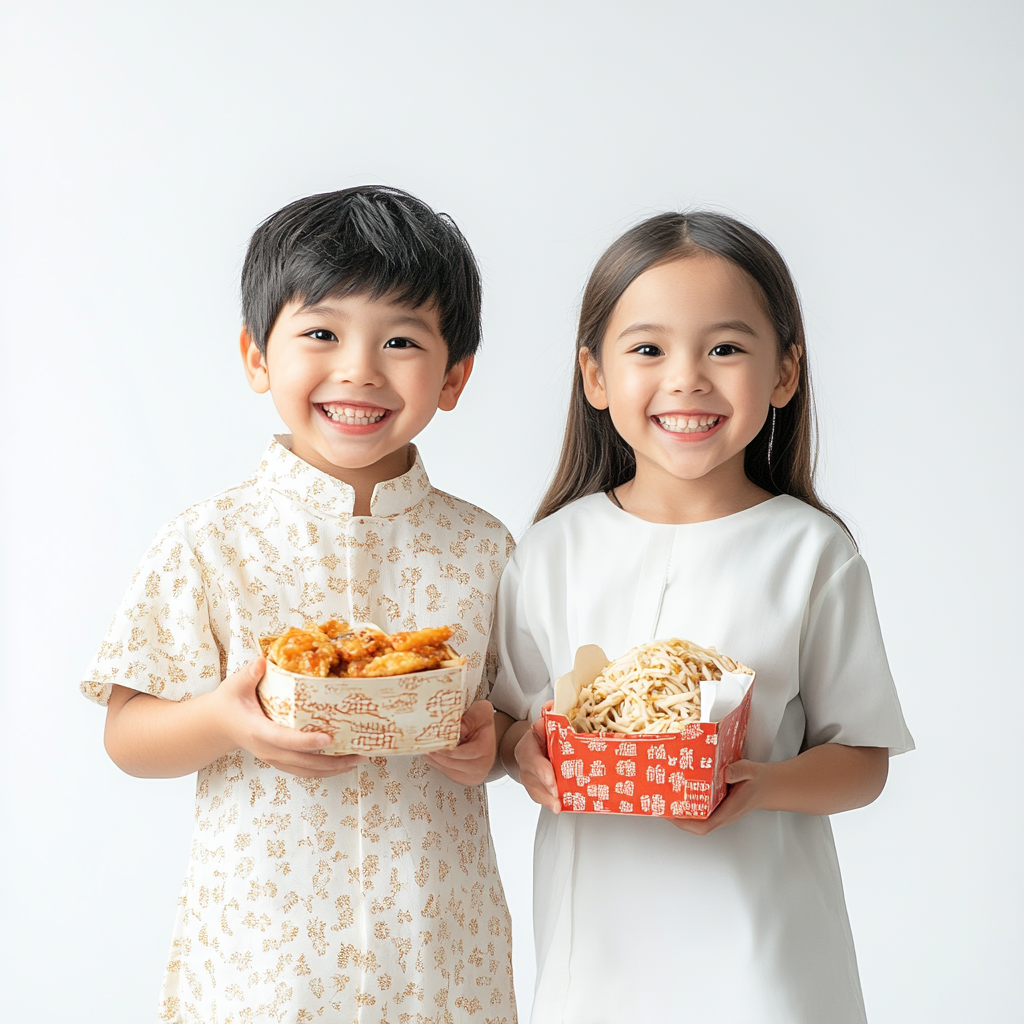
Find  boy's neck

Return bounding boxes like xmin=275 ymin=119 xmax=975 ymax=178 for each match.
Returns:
xmin=288 ymin=438 xmax=413 ymax=517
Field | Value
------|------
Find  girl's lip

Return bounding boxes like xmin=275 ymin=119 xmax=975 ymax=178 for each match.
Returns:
xmin=651 ymin=414 xmax=727 ymax=442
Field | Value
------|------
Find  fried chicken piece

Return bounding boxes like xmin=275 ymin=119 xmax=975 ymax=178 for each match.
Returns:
xmin=266 ymin=627 xmax=338 ymax=677
xmin=317 ymin=618 xmax=351 ymax=639
xmin=346 ymin=650 xmax=445 ymax=678
xmin=389 ymin=627 xmax=454 ymax=652
xmin=335 ymin=628 xmax=389 ymax=662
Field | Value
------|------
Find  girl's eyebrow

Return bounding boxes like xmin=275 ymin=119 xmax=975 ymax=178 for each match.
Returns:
xmin=616 ymin=319 xmax=759 ymax=341
xmin=706 ymin=319 xmax=759 ymax=337
xmin=616 ymin=321 xmax=668 ymax=340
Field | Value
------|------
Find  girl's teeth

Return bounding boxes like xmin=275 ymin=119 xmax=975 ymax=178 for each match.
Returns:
xmin=322 ymin=405 xmax=387 ymax=425
xmin=656 ymin=415 xmax=720 ymax=433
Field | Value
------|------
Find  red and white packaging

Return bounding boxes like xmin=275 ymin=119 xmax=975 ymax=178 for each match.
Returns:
xmin=542 ymin=644 xmax=755 ymax=819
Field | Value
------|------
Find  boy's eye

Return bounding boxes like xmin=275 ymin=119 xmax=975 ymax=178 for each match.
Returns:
xmin=710 ymin=343 xmax=742 ymax=356
xmin=631 ymin=344 xmax=663 ymax=357
xmin=306 ymin=329 xmax=338 ymax=342
xmin=383 ymin=337 xmax=420 ymax=350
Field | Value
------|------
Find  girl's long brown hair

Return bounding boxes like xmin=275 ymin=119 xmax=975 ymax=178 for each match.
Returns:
xmin=535 ymin=211 xmax=851 ymax=539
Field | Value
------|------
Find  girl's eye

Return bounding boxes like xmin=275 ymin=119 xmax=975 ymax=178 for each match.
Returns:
xmin=384 ymin=337 xmax=420 ymax=350
xmin=710 ymin=343 xmax=742 ymax=356
xmin=306 ymin=329 xmax=338 ymax=342
xmin=631 ymin=344 xmax=663 ymax=357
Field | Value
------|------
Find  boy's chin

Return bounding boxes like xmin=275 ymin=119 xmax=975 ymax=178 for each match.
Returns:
xmin=293 ymin=435 xmax=414 ymax=476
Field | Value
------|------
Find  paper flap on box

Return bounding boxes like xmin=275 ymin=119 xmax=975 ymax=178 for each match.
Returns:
xmin=554 ymin=646 xmax=609 ymax=718
xmin=699 ymin=670 xmax=754 ymax=723
xmin=573 ymin=645 xmax=610 ymax=686
xmin=553 ymin=671 xmax=578 ymax=718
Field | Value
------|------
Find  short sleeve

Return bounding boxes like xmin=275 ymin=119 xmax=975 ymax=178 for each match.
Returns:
xmin=81 ymin=522 xmax=223 ymax=706
xmin=799 ymin=554 xmax=914 ymax=755
xmin=490 ymin=552 xmax=553 ymax=722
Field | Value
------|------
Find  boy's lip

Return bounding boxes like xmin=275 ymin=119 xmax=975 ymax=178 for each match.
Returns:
xmin=316 ymin=401 xmax=393 ymax=434
xmin=651 ymin=412 xmax=727 ymax=441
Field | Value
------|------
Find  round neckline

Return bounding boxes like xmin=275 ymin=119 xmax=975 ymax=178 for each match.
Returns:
xmin=597 ymin=489 xmax=790 ymax=527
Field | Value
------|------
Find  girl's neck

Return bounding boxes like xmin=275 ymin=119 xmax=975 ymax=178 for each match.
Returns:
xmin=613 ymin=452 xmax=774 ymax=525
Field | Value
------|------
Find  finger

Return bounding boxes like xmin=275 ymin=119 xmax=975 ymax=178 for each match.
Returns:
xmin=226 ymin=657 xmax=267 ymax=696
xmin=524 ymin=777 xmax=560 ymax=813
xmin=724 ymin=759 xmax=755 ymax=784
xmin=255 ymin=720 xmax=335 ymax=752
xmin=261 ymin=752 xmax=367 ymax=777
xmin=446 ymin=728 xmax=496 ymax=760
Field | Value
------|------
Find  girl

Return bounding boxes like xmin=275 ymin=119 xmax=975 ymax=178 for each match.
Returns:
xmin=490 ymin=212 xmax=913 ymax=1023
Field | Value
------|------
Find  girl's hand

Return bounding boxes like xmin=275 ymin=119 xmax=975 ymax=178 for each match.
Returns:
xmin=668 ymin=744 xmax=889 ymax=834
xmin=424 ymin=700 xmax=497 ymax=786
xmin=515 ymin=718 xmax=560 ymax=813
xmin=669 ymin=758 xmax=765 ymax=835
xmin=210 ymin=657 xmax=368 ymax=779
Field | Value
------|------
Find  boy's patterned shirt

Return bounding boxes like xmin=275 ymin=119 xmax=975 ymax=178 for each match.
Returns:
xmin=83 ymin=437 xmax=517 ymax=1024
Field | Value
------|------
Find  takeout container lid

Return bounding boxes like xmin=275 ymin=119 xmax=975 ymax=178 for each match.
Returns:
xmin=543 ymin=643 xmax=754 ymax=819
xmin=257 ymin=622 xmax=467 ymax=755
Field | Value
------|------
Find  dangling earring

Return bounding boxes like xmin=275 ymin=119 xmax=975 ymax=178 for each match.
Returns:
xmin=767 ymin=406 xmax=777 ymax=468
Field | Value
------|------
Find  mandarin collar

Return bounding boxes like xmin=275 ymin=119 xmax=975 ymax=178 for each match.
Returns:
xmin=256 ymin=435 xmax=432 ymax=520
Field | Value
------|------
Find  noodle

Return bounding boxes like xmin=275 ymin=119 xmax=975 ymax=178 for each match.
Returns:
xmin=568 ymin=637 xmax=752 ymax=734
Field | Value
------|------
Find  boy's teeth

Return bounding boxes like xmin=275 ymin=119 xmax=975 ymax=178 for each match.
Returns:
xmin=656 ymin=415 xmax=720 ymax=433
xmin=322 ymin=405 xmax=387 ymax=425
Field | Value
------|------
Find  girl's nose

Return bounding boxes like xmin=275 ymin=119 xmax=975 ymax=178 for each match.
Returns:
xmin=662 ymin=352 xmax=710 ymax=394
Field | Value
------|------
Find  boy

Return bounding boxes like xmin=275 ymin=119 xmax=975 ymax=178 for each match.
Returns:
xmin=84 ymin=187 xmax=516 ymax=1023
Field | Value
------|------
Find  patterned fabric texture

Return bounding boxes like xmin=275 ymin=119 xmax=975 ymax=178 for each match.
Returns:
xmin=84 ymin=437 xmax=517 ymax=1024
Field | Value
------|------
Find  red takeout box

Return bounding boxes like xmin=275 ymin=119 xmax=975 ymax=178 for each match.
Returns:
xmin=543 ymin=644 xmax=754 ymax=819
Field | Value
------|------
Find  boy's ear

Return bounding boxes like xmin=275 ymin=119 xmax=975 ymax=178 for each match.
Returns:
xmin=437 ymin=356 xmax=474 ymax=412
xmin=771 ymin=343 xmax=802 ymax=408
xmin=241 ymin=328 xmax=270 ymax=394
xmin=579 ymin=347 xmax=609 ymax=410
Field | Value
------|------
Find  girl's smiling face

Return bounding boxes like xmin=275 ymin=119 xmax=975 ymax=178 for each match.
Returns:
xmin=581 ymin=254 xmax=800 ymax=512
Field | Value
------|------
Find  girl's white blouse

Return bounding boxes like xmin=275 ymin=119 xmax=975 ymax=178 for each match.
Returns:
xmin=491 ymin=492 xmax=913 ymax=1024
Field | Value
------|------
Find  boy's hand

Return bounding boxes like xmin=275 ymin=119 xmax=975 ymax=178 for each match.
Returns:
xmin=213 ymin=658 xmax=367 ymax=779
xmin=424 ymin=700 xmax=497 ymax=786
xmin=515 ymin=718 xmax=560 ymax=813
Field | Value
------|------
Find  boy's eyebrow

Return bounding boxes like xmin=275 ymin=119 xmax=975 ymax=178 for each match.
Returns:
xmin=295 ymin=302 xmax=437 ymax=333
xmin=616 ymin=319 xmax=759 ymax=340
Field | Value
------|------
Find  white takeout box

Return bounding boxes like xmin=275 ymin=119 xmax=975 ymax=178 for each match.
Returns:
xmin=256 ymin=622 xmax=467 ymax=755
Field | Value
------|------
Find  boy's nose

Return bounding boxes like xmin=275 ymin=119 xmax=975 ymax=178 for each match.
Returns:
xmin=330 ymin=344 xmax=385 ymax=386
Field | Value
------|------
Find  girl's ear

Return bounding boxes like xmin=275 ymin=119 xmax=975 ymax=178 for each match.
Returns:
xmin=437 ymin=355 xmax=474 ymax=412
xmin=771 ymin=344 xmax=802 ymax=408
xmin=579 ymin=347 xmax=609 ymax=410
xmin=241 ymin=328 xmax=270 ymax=394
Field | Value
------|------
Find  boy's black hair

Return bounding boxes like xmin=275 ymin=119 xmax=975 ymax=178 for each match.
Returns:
xmin=241 ymin=186 xmax=481 ymax=368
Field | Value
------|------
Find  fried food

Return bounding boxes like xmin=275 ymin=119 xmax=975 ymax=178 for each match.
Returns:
xmin=569 ymin=637 xmax=752 ymax=734
xmin=336 ymin=628 xmax=388 ymax=662
xmin=347 ymin=650 xmax=441 ymax=678
xmin=318 ymin=618 xmax=351 ymax=639
xmin=261 ymin=619 xmax=460 ymax=678
xmin=266 ymin=626 xmax=338 ymax=678
xmin=390 ymin=627 xmax=453 ymax=652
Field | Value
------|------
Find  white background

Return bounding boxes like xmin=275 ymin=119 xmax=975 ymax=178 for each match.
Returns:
xmin=1 ymin=1 xmax=1021 ymax=1020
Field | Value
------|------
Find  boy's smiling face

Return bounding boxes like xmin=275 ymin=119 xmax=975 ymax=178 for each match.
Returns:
xmin=243 ymin=291 xmax=472 ymax=487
